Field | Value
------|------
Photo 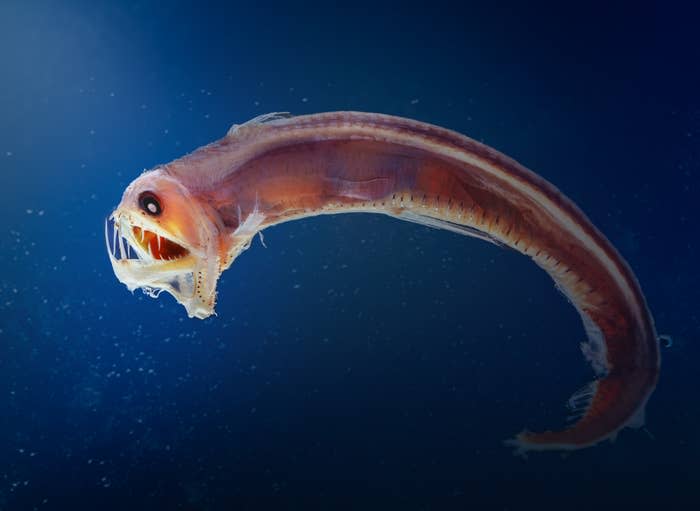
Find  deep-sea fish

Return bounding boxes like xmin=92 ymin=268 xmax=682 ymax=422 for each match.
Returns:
xmin=105 ymin=112 xmax=660 ymax=452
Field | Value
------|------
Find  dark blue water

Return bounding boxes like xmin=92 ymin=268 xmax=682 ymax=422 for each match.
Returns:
xmin=1 ymin=1 xmax=698 ymax=508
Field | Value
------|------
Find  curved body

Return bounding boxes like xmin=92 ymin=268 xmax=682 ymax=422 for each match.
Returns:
xmin=106 ymin=112 xmax=659 ymax=451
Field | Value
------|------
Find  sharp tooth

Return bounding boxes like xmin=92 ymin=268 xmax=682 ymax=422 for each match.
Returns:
xmin=119 ymin=235 xmax=127 ymax=260
xmin=112 ymin=220 xmax=117 ymax=258
xmin=105 ymin=217 xmax=115 ymax=260
xmin=157 ymin=234 xmax=162 ymax=251
xmin=140 ymin=228 xmax=145 ymax=242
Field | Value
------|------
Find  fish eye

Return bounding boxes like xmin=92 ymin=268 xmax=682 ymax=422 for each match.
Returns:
xmin=139 ymin=191 xmax=162 ymax=216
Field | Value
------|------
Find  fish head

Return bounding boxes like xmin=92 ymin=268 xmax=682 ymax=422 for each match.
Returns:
xmin=105 ymin=168 xmax=223 ymax=319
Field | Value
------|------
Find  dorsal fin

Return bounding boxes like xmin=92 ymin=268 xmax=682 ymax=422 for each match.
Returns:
xmin=227 ymin=112 xmax=294 ymax=137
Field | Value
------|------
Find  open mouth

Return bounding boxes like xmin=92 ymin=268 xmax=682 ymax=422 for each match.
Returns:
xmin=105 ymin=217 xmax=189 ymax=262
xmin=131 ymin=226 xmax=189 ymax=260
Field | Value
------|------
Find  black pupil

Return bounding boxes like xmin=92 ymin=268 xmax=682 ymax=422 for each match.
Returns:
xmin=139 ymin=193 xmax=161 ymax=216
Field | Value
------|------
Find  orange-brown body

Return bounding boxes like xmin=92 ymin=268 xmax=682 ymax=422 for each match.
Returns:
xmin=108 ymin=112 xmax=659 ymax=451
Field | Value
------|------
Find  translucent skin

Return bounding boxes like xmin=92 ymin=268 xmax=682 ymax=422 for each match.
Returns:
xmin=114 ymin=112 xmax=660 ymax=451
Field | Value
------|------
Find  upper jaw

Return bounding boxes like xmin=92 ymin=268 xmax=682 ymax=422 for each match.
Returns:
xmin=107 ymin=210 xmax=196 ymax=264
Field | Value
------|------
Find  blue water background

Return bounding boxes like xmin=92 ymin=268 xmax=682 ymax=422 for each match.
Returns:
xmin=0 ymin=1 xmax=698 ymax=508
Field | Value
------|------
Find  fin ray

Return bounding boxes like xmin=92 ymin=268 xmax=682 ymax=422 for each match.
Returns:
xmin=396 ymin=210 xmax=506 ymax=247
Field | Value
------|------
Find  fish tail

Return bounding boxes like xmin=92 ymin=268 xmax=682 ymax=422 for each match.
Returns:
xmin=506 ymin=366 xmax=658 ymax=453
